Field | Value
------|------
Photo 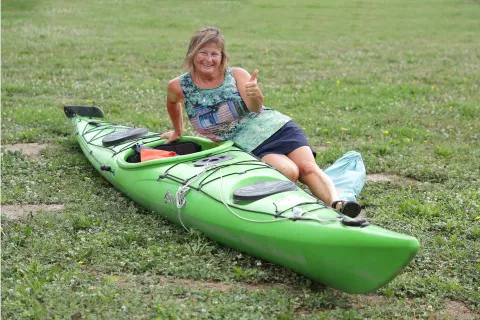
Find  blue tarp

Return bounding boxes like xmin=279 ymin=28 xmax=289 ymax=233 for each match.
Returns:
xmin=324 ymin=151 xmax=366 ymax=201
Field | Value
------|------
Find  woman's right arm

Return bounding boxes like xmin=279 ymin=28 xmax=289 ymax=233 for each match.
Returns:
xmin=160 ymin=78 xmax=184 ymax=143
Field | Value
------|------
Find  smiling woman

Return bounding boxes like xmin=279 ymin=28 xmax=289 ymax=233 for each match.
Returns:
xmin=183 ymin=27 xmax=230 ymax=76
xmin=159 ymin=26 xmax=362 ymax=218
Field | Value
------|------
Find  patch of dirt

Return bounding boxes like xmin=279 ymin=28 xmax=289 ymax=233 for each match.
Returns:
xmin=160 ymin=278 xmax=236 ymax=292
xmin=367 ymin=173 xmax=419 ymax=185
xmin=351 ymin=294 xmax=386 ymax=307
xmin=91 ymin=271 xmax=295 ymax=293
xmin=1 ymin=143 xmax=50 ymax=159
xmin=1 ymin=204 xmax=65 ymax=220
xmin=444 ymin=300 xmax=478 ymax=320
xmin=156 ymin=277 xmax=296 ymax=293
xmin=350 ymin=296 xmax=479 ymax=319
xmin=83 ymin=272 xmax=480 ymax=317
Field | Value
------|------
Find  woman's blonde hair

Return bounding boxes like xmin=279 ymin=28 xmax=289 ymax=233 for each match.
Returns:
xmin=183 ymin=27 xmax=229 ymax=74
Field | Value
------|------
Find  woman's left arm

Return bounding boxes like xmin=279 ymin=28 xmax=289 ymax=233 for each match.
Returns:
xmin=232 ymin=67 xmax=263 ymax=113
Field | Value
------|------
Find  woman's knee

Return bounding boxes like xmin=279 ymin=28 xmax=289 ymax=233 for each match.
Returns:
xmin=280 ymin=163 xmax=300 ymax=181
xmin=298 ymin=161 xmax=321 ymax=179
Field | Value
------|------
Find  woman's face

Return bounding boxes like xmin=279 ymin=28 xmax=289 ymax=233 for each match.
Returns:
xmin=194 ymin=42 xmax=222 ymax=76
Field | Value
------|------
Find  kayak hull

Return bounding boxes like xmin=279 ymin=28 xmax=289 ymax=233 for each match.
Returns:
xmin=70 ymin=113 xmax=419 ymax=293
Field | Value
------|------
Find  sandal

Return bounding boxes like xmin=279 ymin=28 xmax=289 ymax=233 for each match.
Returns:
xmin=331 ymin=200 xmax=361 ymax=218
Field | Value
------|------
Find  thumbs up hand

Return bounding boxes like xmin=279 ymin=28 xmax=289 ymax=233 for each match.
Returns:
xmin=249 ymin=69 xmax=259 ymax=83
xmin=245 ymin=69 xmax=262 ymax=101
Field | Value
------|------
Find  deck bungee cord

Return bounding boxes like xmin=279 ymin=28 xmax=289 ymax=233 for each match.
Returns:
xmin=175 ymin=162 xmax=219 ymax=231
xmin=158 ymin=161 xmax=335 ymax=219
xmin=174 ymin=164 xmax=343 ymax=233
xmin=217 ymin=168 xmax=343 ymax=224
xmin=217 ymin=168 xmax=291 ymax=224
xmin=79 ymin=119 xmax=163 ymax=156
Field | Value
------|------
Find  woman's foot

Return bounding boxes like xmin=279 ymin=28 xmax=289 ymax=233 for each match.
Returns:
xmin=332 ymin=200 xmax=361 ymax=218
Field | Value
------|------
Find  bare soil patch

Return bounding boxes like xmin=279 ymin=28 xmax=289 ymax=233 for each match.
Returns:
xmin=367 ymin=173 xmax=419 ymax=185
xmin=1 ymin=204 xmax=65 ymax=220
xmin=444 ymin=300 xmax=478 ymax=320
xmin=91 ymin=271 xmax=295 ymax=293
xmin=351 ymin=294 xmax=386 ymax=307
xmin=160 ymin=278 xmax=237 ymax=292
xmin=1 ymin=143 xmax=50 ymax=159
xmin=151 ymin=276 xmax=295 ymax=293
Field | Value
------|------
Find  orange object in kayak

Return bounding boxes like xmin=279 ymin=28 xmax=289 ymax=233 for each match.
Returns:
xmin=140 ymin=149 xmax=176 ymax=162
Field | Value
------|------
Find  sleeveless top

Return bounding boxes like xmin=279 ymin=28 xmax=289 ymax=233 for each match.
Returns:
xmin=179 ymin=67 xmax=291 ymax=152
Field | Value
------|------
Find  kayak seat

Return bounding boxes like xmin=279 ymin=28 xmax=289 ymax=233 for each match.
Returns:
xmin=126 ymin=141 xmax=202 ymax=163
xmin=233 ymin=181 xmax=298 ymax=202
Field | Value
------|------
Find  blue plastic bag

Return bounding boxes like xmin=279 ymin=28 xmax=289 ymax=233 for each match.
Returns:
xmin=324 ymin=151 xmax=366 ymax=201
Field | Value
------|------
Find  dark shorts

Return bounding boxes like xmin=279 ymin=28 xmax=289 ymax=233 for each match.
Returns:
xmin=251 ymin=121 xmax=316 ymax=159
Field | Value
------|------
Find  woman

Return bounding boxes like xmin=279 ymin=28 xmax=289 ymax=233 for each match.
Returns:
xmin=160 ymin=27 xmax=361 ymax=218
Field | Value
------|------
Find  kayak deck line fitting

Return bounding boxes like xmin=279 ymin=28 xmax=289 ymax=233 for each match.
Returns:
xmin=64 ymin=105 xmax=420 ymax=294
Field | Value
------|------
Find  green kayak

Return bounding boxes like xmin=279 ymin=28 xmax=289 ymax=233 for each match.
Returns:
xmin=64 ymin=105 xmax=419 ymax=294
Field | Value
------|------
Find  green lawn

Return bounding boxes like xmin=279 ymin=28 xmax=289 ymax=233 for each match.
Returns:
xmin=2 ymin=0 xmax=479 ymax=318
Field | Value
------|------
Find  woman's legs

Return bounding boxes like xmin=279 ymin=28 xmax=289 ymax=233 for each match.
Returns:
xmin=262 ymin=153 xmax=300 ymax=182
xmin=287 ymin=146 xmax=340 ymax=206
xmin=261 ymin=146 xmax=340 ymax=206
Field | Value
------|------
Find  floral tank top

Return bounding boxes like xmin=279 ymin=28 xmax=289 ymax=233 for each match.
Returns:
xmin=180 ymin=68 xmax=291 ymax=152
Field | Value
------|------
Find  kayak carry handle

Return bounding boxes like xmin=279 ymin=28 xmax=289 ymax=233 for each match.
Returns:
xmin=100 ymin=164 xmax=115 ymax=175
xmin=341 ymin=217 xmax=369 ymax=228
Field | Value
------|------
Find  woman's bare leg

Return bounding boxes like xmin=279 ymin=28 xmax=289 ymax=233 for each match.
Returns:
xmin=261 ymin=153 xmax=299 ymax=182
xmin=262 ymin=147 xmax=339 ymax=206
xmin=286 ymin=146 xmax=340 ymax=206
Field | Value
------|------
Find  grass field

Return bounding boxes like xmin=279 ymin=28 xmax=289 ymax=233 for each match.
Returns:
xmin=1 ymin=0 xmax=480 ymax=318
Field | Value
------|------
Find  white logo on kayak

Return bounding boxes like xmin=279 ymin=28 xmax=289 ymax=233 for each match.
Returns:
xmin=164 ymin=190 xmax=176 ymax=204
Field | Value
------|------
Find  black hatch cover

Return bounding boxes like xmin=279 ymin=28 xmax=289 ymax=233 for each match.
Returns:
xmin=233 ymin=181 xmax=298 ymax=202
xmin=102 ymin=128 xmax=148 ymax=147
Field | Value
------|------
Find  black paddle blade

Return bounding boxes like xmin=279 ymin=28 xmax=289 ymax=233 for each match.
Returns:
xmin=62 ymin=105 xmax=104 ymax=118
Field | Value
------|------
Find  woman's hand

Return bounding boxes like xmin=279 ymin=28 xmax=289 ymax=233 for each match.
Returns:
xmin=245 ymin=69 xmax=263 ymax=107
xmin=160 ymin=130 xmax=181 ymax=144
xmin=232 ymin=68 xmax=263 ymax=113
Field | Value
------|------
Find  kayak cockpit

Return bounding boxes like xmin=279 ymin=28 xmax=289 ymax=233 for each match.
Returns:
xmin=126 ymin=141 xmax=203 ymax=163
xmin=71 ymin=114 xmax=237 ymax=168
xmin=116 ymin=137 xmax=235 ymax=169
